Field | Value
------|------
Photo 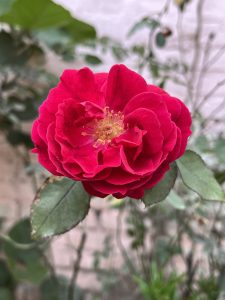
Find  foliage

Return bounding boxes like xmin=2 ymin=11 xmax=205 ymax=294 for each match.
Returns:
xmin=0 ymin=0 xmax=96 ymax=43
xmin=143 ymin=163 xmax=177 ymax=206
xmin=0 ymin=0 xmax=97 ymax=149
xmin=1 ymin=0 xmax=225 ymax=299
xmin=31 ymin=177 xmax=90 ymax=239
xmin=3 ymin=219 xmax=48 ymax=284
xmin=134 ymin=263 xmax=183 ymax=300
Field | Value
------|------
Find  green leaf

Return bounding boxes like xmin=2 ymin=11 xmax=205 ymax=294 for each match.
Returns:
xmin=155 ymin=32 xmax=166 ymax=48
xmin=6 ymin=129 xmax=33 ymax=149
xmin=31 ymin=177 xmax=90 ymax=239
xmin=0 ymin=31 xmax=30 ymax=65
xmin=195 ymin=135 xmax=210 ymax=153
xmin=128 ymin=17 xmax=160 ymax=37
xmin=34 ymin=28 xmax=71 ymax=48
xmin=64 ymin=19 xmax=96 ymax=44
xmin=142 ymin=163 xmax=177 ymax=207
xmin=176 ymin=150 xmax=225 ymax=201
xmin=0 ymin=260 xmax=13 ymax=287
xmin=3 ymin=219 xmax=48 ymax=284
xmin=0 ymin=0 xmax=96 ymax=43
xmin=40 ymin=276 xmax=84 ymax=300
xmin=167 ymin=190 xmax=186 ymax=210
xmin=0 ymin=0 xmax=15 ymax=16
xmin=149 ymin=60 xmax=160 ymax=78
xmin=0 ymin=288 xmax=13 ymax=300
xmin=84 ymin=54 xmax=102 ymax=65
xmin=214 ymin=138 xmax=225 ymax=165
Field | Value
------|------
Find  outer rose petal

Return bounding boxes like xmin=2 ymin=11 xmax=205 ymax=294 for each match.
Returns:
xmin=106 ymin=64 xmax=147 ymax=111
xmin=60 ymin=68 xmax=105 ymax=106
xmin=147 ymin=84 xmax=167 ymax=95
xmin=32 ymin=120 xmax=60 ymax=175
xmin=82 ymin=181 xmax=106 ymax=198
xmin=164 ymin=96 xmax=192 ymax=159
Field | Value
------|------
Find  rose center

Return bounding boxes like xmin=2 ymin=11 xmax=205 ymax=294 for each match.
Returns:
xmin=93 ymin=107 xmax=125 ymax=145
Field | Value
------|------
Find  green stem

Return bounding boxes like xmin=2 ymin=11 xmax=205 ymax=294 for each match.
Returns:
xmin=0 ymin=233 xmax=39 ymax=250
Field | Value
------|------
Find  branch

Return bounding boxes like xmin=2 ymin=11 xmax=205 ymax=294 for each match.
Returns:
xmin=193 ymin=33 xmax=214 ymax=111
xmin=194 ymin=77 xmax=225 ymax=114
xmin=68 ymin=232 xmax=87 ymax=300
xmin=188 ymin=0 xmax=205 ymax=105
xmin=116 ymin=208 xmax=137 ymax=275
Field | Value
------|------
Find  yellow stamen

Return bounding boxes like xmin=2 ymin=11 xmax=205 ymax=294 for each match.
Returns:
xmin=93 ymin=107 xmax=125 ymax=146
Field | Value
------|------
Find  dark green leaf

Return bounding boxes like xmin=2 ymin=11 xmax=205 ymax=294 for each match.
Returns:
xmin=176 ymin=150 xmax=225 ymax=201
xmin=10 ymin=98 xmax=38 ymax=121
xmin=0 ymin=30 xmax=44 ymax=66
xmin=6 ymin=130 xmax=33 ymax=148
xmin=64 ymin=18 xmax=96 ymax=44
xmin=31 ymin=177 xmax=90 ymax=239
xmin=155 ymin=32 xmax=166 ymax=48
xmin=0 ymin=288 xmax=13 ymax=300
xmin=84 ymin=54 xmax=102 ymax=65
xmin=3 ymin=219 xmax=48 ymax=284
xmin=128 ymin=17 xmax=160 ymax=37
xmin=142 ymin=163 xmax=177 ymax=207
xmin=111 ymin=46 xmax=127 ymax=60
xmin=0 ymin=31 xmax=30 ymax=65
xmin=0 ymin=0 xmax=96 ymax=43
xmin=40 ymin=276 xmax=84 ymax=300
xmin=215 ymin=170 xmax=225 ymax=184
xmin=0 ymin=0 xmax=75 ymax=28
xmin=0 ymin=260 xmax=13 ymax=287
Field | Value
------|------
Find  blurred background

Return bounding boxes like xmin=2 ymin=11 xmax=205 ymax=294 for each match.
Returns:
xmin=0 ymin=0 xmax=225 ymax=299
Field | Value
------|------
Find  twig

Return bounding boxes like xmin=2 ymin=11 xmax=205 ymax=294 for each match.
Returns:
xmin=158 ymin=0 xmax=171 ymax=18
xmin=193 ymin=33 xmax=214 ymax=111
xmin=201 ymin=97 xmax=225 ymax=126
xmin=194 ymin=77 xmax=225 ymax=114
xmin=187 ymin=0 xmax=205 ymax=105
xmin=190 ymin=0 xmax=205 ymax=83
xmin=204 ymin=43 xmax=225 ymax=71
xmin=43 ymin=254 xmax=59 ymax=286
xmin=68 ymin=232 xmax=87 ymax=300
xmin=138 ymin=0 xmax=171 ymax=75
xmin=116 ymin=208 xmax=137 ymax=274
xmin=176 ymin=12 xmax=191 ymax=102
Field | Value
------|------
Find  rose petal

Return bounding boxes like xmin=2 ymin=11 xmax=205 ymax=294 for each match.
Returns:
xmin=106 ymin=64 xmax=147 ymax=111
xmin=60 ymin=68 xmax=105 ymax=106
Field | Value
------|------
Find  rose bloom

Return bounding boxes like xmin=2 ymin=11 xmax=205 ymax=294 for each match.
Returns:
xmin=32 ymin=64 xmax=191 ymax=199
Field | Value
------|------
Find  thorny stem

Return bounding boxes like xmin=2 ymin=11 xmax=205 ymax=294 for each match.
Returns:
xmin=68 ymin=232 xmax=87 ymax=300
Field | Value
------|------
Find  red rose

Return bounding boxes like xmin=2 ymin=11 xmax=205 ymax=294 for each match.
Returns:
xmin=32 ymin=64 xmax=191 ymax=199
